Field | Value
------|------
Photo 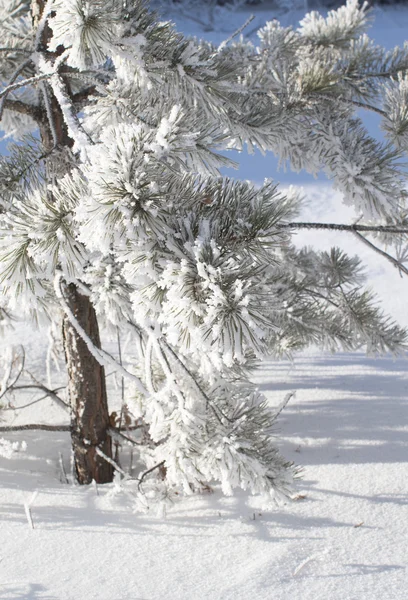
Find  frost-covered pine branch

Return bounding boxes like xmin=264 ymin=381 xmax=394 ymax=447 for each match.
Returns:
xmin=0 ymin=0 xmax=407 ymax=502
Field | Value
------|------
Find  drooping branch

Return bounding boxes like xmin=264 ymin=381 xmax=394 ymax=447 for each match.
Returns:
xmin=0 ymin=343 xmax=68 ymax=411
xmin=352 ymin=67 xmax=408 ymax=80
xmin=281 ymin=220 xmax=408 ymax=277
xmin=352 ymin=230 xmax=408 ymax=277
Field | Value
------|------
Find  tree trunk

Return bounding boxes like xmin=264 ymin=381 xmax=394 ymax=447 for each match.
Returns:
xmin=33 ymin=0 xmax=114 ymax=484
xmin=62 ymin=284 xmax=113 ymax=484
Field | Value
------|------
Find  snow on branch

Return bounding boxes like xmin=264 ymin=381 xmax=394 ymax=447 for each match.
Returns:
xmin=279 ymin=222 xmax=408 ymax=234
xmin=54 ymin=272 xmax=148 ymax=397
xmin=34 ymin=0 xmax=55 ymax=50
xmin=0 ymin=424 xmax=70 ymax=432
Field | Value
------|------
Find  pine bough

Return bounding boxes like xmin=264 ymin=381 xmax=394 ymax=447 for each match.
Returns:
xmin=0 ymin=0 xmax=407 ymax=505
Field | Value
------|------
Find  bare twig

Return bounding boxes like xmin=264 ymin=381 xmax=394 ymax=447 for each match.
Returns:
xmin=279 ymin=222 xmax=408 ymax=234
xmin=0 ymin=424 xmax=70 ymax=432
xmin=10 ymin=385 xmax=68 ymax=410
xmin=108 ymin=428 xmax=142 ymax=446
xmin=23 ymin=491 xmax=38 ymax=531
xmin=58 ymin=452 xmax=69 ymax=484
xmin=95 ymin=446 xmax=167 ymax=490
xmin=137 ymin=460 xmax=166 ymax=491
xmin=272 ymin=391 xmax=295 ymax=420
xmin=218 ymin=15 xmax=255 ymax=51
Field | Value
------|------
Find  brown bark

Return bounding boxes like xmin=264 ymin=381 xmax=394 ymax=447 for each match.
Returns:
xmin=31 ymin=0 xmax=114 ymax=483
xmin=62 ymin=284 xmax=113 ymax=484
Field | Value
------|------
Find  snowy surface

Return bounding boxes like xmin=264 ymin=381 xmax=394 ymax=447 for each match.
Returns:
xmin=1 ymin=3 xmax=408 ymax=600
xmin=1 ymin=346 xmax=407 ymax=600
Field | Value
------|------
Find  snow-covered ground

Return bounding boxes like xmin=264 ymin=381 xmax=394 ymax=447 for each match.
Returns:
xmin=1 ymin=3 xmax=408 ymax=600
xmin=1 ymin=345 xmax=407 ymax=600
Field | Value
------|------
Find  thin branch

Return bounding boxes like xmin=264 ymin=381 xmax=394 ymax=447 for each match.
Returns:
xmin=0 ymin=423 xmax=143 ymax=434
xmin=0 ymin=58 xmax=33 ymax=122
xmin=11 ymin=385 xmax=68 ymax=410
xmin=271 ymin=391 xmax=295 ymax=420
xmin=125 ymin=320 xmax=230 ymax=425
xmin=96 ymin=446 xmax=166 ymax=489
xmin=279 ymin=222 xmax=408 ymax=234
xmin=0 ymin=72 xmax=52 ymax=101
xmin=348 ymin=98 xmax=387 ymax=118
xmin=3 ymin=393 xmax=57 ymax=411
xmin=281 ymin=220 xmax=408 ymax=278
xmin=1 ymin=98 xmax=40 ymax=119
xmin=108 ymin=428 xmax=143 ymax=446
xmin=137 ymin=460 xmax=166 ymax=491
xmin=0 ymin=48 xmax=31 ymax=55
xmin=176 ymin=9 xmax=210 ymax=30
xmin=315 ymin=92 xmax=387 ymax=118
xmin=59 ymin=452 xmax=69 ymax=484
xmin=50 ymin=74 xmax=95 ymax=147
xmin=114 ymin=327 xmax=126 ymax=463
xmin=41 ymin=81 xmax=58 ymax=148
xmin=351 ymin=67 xmax=408 ymax=80
xmin=352 ymin=230 xmax=408 ymax=277
xmin=0 ymin=147 xmax=57 ymax=193
xmin=302 ymin=287 xmax=342 ymax=310
xmin=158 ymin=337 xmax=234 ymax=425
xmin=0 ymin=424 xmax=70 ymax=432
xmin=218 ymin=15 xmax=255 ymax=51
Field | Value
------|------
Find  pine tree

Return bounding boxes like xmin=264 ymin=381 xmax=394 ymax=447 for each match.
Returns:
xmin=0 ymin=0 xmax=407 ymax=502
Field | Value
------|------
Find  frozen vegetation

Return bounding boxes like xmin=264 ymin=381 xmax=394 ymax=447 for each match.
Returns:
xmin=0 ymin=1 xmax=407 ymax=598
